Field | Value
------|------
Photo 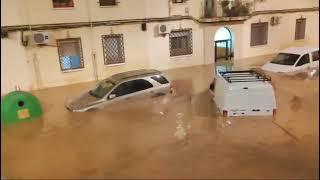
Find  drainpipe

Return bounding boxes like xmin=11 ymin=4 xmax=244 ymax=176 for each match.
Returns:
xmin=24 ymin=0 xmax=42 ymax=89
xmin=32 ymin=49 xmax=42 ymax=89
xmin=168 ymin=0 xmax=171 ymax=16
xmin=86 ymin=0 xmax=99 ymax=81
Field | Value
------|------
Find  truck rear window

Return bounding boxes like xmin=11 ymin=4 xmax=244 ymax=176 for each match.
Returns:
xmin=151 ymin=75 xmax=169 ymax=84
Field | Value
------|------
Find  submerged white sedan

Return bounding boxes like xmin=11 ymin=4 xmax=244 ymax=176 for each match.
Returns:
xmin=262 ymin=46 xmax=319 ymax=73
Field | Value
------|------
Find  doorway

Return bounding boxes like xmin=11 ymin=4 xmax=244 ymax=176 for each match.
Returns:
xmin=214 ymin=27 xmax=233 ymax=61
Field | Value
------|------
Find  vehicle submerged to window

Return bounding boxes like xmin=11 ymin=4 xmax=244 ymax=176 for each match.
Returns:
xmin=261 ymin=46 xmax=319 ymax=73
xmin=65 ymin=69 xmax=172 ymax=112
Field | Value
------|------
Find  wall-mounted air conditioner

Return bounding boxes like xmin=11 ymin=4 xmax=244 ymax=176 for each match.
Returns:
xmin=30 ymin=31 xmax=50 ymax=45
xmin=158 ymin=24 xmax=171 ymax=35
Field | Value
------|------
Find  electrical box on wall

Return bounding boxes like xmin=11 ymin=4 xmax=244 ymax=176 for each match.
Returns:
xmin=141 ymin=23 xmax=147 ymax=31
xmin=270 ymin=16 xmax=280 ymax=26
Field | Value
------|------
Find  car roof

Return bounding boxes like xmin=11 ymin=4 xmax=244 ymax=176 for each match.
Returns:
xmin=280 ymin=46 xmax=319 ymax=55
xmin=108 ymin=69 xmax=162 ymax=83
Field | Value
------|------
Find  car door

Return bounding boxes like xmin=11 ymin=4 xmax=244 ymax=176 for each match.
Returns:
xmin=310 ymin=50 xmax=319 ymax=69
xmin=294 ymin=53 xmax=310 ymax=72
xmin=128 ymin=79 xmax=154 ymax=99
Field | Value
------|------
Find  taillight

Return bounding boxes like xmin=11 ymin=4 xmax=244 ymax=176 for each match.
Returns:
xmin=223 ymin=110 xmax=228 ymax=117
xmin=170 ymin=84 xmax=173 ymax=94
xmin=273 ymin=109 xmax=276 ymax=116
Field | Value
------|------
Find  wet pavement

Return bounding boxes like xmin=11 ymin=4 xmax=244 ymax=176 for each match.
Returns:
xmin=1 ymin=59 xmax=319 ymax=179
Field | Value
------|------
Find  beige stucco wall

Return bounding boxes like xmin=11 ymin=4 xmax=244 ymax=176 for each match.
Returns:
xmin=93 ymin=24 xmax=150 ymax=80
xmin=1 ymin=32 xmax=32 ymax=94
xmin=24 ymin=28 xmax=96 ymax=89
xmin=239 ymin=11 xmax=319 ymax=59
xmin=203 ymin=10 xmax=319 ymax=64
xmin=169 ymin=0 xmax=203 ymax=18
xmin=1 ymin=0 xmax=319 ymax=94
xmin=203 ymin=23 xmax=244 ymax=64
xmin=1 ymin=0 xmax=28 ymax=26
xmin=254 ymin=0 xmax=318 ymax=11
xmin=1 ymin=20 xmax=204 ymax=94
xmin=147 ymin=20 xmax=204 ymax=70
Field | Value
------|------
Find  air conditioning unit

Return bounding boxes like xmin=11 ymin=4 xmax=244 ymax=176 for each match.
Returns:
xmin=158 ymin=24 xmax=171 ymax=35
xmin=30 ymin=31 xmax=50 ymax=45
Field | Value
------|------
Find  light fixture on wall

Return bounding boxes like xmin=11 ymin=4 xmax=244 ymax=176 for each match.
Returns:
xmin=1 ymin=29 xmax=9 ymax=38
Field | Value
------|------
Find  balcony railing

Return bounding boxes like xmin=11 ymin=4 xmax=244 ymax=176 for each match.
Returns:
xmin=203 ymin=0 xmax=254 ymax=19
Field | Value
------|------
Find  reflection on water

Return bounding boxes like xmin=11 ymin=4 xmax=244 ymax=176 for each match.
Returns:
xmin=174 ymin=113 xmax=191 ymax=143
xmin=2 ymin=118 xmax=44 ymax=139
xmin=1 ymin=64 xmax=319 ymax=179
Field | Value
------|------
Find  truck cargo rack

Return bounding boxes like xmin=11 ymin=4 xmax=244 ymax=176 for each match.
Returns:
xmin=219 ymin=70 xmax=271 ymax=83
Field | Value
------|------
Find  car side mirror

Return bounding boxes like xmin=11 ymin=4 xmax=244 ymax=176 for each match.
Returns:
xmin=109 ymin=94 xmax=116 ymax=99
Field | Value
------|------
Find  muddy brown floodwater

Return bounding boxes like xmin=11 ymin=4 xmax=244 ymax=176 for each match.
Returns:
xmin=1 ymin=62 xmax=319 ymax=179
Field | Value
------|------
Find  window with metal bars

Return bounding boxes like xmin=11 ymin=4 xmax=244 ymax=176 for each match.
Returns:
xmin=57 ymin=38 xmax=84 ymax=71
xmin=295 ymin=18 xmax=306 ymax=40
xmin=169 ymin=29 xmax=193 ymax=57
xmin=250 ymin=22 xmax=268 ymax=46
xmin=52 ymin=0 xmax=74 ymax=8
xmin=99 ymin=0 xmax=117 ymax=6
xmin=102 ymin=34 xmax=125 ymax=65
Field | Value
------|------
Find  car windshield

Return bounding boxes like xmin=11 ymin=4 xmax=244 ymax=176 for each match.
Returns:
xmin=270 ymin=53 xmax=300 ymax=65
xmin=89 ymin=80 xmax=115 ymax=98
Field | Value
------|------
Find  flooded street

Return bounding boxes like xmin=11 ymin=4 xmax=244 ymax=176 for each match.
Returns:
xmin=1 ymin=62 xmax=319 ymax=179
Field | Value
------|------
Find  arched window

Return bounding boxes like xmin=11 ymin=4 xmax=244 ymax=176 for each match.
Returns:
xmin=214 ymin=27 xmax=232 ymax=41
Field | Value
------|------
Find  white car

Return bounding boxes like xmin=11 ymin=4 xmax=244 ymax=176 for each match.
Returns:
xmin=66 ymin=69 xmax=172 ymax=112
xmin=262 ymin=46 xmax=319 ymax=73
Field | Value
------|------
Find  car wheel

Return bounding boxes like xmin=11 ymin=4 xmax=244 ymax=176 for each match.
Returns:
xmin=157 ymin=92 xmax=166 ymax=96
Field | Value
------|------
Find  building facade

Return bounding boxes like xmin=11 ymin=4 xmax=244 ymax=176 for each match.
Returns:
xmin=1 ymin=0 xmax=319 ymax=95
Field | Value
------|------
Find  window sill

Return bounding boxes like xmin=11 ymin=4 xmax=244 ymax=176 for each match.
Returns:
xmin=172 ymin=3 xmax=187 ymax=6
xmin=99 ymin=5 xmax=119 ymax=8
xmin=294 ymin=38 xmax=306 ymax=41
xmin=170 ymin=54 xmax=193 ymax=59
xmin=105 ymin=63 xmax=125 ymax=67
xmin=52 ymin=7 xmax=75 ymax=10
xmin=250 ymin=44 xmax=269 ymax=48
xmin=61 ymin=68 xmax=84 ymax=73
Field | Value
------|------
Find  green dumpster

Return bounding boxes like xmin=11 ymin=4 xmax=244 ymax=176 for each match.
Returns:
xmin=1 ymin=91 xmax=43 ymax=125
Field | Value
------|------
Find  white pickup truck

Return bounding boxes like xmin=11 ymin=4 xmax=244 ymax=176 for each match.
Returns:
xmin=210 ymin=70 xmax=276 ymax=117
xmin=262 ymin=46 xmax=319 ymax=73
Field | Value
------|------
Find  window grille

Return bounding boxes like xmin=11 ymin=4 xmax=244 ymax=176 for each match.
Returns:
xmin=57 ymin=38 xmax=84 ymax=71
xmin=169 ymin=29 xmax=193 ymax=57
xmin=99 ymin=0 xmax=117 ymax=6
xmin=250 ymin=22 xmax=268 ymax=46
xmin=102 ymin=34 xmax=125 ymax=65
xmin=295 ymin=18 xmax=306 ymax=40
xmin=52 ymin=0 xmax=74 ymax=8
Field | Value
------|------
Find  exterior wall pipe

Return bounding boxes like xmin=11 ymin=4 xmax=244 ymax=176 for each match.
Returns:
xmin=1 ymin=7 xmax=318 ymax=32
xmin=85 ymin=0 xmax=99 ymax=81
